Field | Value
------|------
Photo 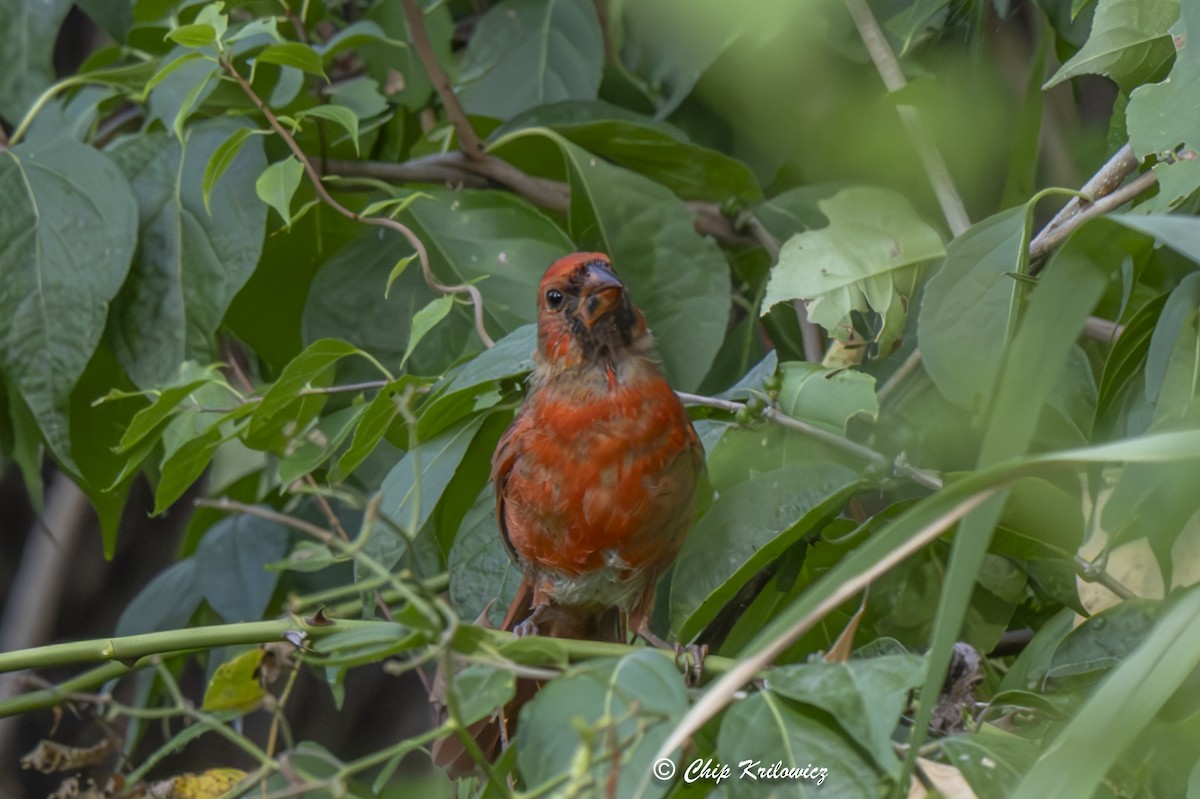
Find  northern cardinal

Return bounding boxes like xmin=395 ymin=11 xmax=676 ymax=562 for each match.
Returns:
xmin=434 ymin=252 xmax=705 ymax=773
xmin=493 ymin=252 xmax=706 ymax=642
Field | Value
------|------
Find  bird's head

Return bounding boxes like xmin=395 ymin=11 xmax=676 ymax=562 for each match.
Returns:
xmin=534 ymin=252 xmax=650 ymax=371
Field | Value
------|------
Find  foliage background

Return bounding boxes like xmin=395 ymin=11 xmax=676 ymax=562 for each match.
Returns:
xmin=2 ymin=0 xmax=1200 ymax=797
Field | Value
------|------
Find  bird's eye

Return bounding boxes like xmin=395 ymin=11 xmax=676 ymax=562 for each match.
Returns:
xmin=545 ymin=289 xmax=565 ymax=309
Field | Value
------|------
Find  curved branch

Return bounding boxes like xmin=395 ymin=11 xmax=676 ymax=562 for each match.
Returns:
xmin=221 ymin=58 xmax=495 ymax=348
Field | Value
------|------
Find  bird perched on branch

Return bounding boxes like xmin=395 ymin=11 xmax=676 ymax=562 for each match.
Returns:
xmin=434 ymin=252 xmax=704 ymax=773
xmin=493 ymin=252 xmax=705 ymax=643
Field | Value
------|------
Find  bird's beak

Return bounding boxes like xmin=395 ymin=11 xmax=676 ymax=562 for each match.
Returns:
xmin=577 ymin=263 xmax=625 ymax=329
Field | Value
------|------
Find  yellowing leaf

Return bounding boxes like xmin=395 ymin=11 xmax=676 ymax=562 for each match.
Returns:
xmin=201 ymin=648 xmax=266 ymax=711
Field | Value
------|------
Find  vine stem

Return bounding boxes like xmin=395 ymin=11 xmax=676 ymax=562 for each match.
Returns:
xmin=219 ymin=57 xmax=495 ymax=348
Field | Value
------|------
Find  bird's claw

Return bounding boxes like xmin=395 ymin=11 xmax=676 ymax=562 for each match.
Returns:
xmin=675 ymin=643 xmax=708 ymax=686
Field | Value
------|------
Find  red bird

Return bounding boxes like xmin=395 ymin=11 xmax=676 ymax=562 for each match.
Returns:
xmin=433 ymin=253 xmax=705 ymax=774
xmin=493 ymin=252 xmax=706 ymax=643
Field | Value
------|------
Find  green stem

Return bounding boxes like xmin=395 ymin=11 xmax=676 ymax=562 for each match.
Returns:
xmin=0 ymin=618 xmax=373 ymax=675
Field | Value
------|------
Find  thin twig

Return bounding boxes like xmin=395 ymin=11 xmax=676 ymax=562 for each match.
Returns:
xmin=1074 ymin=554 xmax=1135 ymax=601
xmin=676 ymin=391 xmax=887 ymax=468
xmin=1029 ymin=169 xmax=1158 ymax=271
xmin=220 ymin=58 xmax=495 ymax=348
xmin=841 ymin=0 xmax=970 ymax=237
xmin=401 ymin=0 xmax=485 ymax=160
xmin=1033 ymin=145 xmax=1137 ymax=249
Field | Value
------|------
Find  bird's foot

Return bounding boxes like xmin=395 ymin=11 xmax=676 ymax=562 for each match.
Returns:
xmin=675 ymin=643 xmax=708 ymax=686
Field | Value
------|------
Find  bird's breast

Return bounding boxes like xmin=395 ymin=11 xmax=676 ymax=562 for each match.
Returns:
xmin=502 ymin=376 xmax=701 ymax=579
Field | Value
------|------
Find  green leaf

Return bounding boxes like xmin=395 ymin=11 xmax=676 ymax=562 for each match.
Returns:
xmin=108 ymin=120 xmax=267 ymax=387
xmin=403 ymin=189 xmax=575 ymax=337
xmin=255 ymin=157 xmax=305 ymax=226
xmin=763 ymin=187 xmax=944 ymax=355
xmin=0 ymin=137 xmax=138 ymax=467
xmin=1095 ymin=292 xmax=1168 ymax=429
xmin=314 ymin=20 xmax=400 ymax=59
xmin=1110 ymin=212 xmax=1200 ymax=265
xmin=195 ymin=511 xmax=289 ymax=622
xmin=202 ymin=648 xmax=266 ymax=711
xmin=302 ymin=228 xmax=475 ymax=381
xmin=498 ymin=108 xmax=763 ymax=203
xmin=255 ymin=42 xmax=326 ymax=77
xmin=155 ymin=425 xmax=224 ymax=513
xmin=147 ymin=51 xmax=219 ymax=138
xmin=496 ymin=130 xmax=732 ymax=391
xmin=452 ymin=665 xmax=517 ymax=727
xmin=776 ymin=361 xmax=879 ymax=434
xmin=297 ymin=105 xmax=361 ymax=155
xmin=918 ymin=203 xmax=1033 ymax=413
xmin=1016 ymin=586 xmax=1200 ymax=796
xmin=940 ymin=726 xmax=1041 ymax=799
xmin=416 ymin=324 xmax=535 ymax=441
xmin=716 ymin=692 xmax=880 ymax=796
xmin=114 ymin=559 xmax=201 ymax=636
xmin=766 ymin=654 xmax=926 ymax=775
xmin=384 ymin=254 xmax=417 ymax=299
xmin=1126 ymin=0 xmax=1194 ymax=158
xmin=378 ymin=414 xmax=489 ymax=539
xmin=670 ymin=462 xmax=861 ymax=641
xmin=117 ymin=365 xmax=221 ymax=453
xmin=277 ymin=404 xmax=368 ymax=483
xmin=401 ymin=295 xmax=455 ymax=369
xmin=201 ymin=126 xmax=261 ymax=214
xmin=0 ymin=0 xmax=73 ymax=121
xmin=904 ymin=225 xmax=1111 ymax=781
xmin=360 ymin=0 xmax=453 ymax=111
xmin=518 ymin=650 xmax=687 ymax=799
xmin=1044 ymin=0 xmax=1180 ymax=91
xmin=335 ymin=380 xmax=410 ymax=478
xmin=251 ymin=339 xmax=371 ymax=437
xmin=456 ymin=0 xmax=604 ymax=120
xmin=618 ymin=0 xmax=744 ymax=117
xmin=447 ymin=484 xmax=522 ymax=628
xmin=166 ymin=23 xmax=217 ymax=48
xmin=142 ymin=51 xmax=203 ymax=96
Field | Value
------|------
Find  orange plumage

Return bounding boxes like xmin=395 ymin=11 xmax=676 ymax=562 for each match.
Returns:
xmin=493 ymin=252 xmax=705 ymax=641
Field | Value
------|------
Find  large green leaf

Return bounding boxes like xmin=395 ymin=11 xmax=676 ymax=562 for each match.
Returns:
xmin=1044 ymin=0 xmax=1180 ymax=91
xmin=456 ymin=0 xmax=604 ymax=120
xmin=618 ymin=0 xmax=744 ymax=117
xmin=195 ymin=511 xmax=290 ymax=623
xmin=776 ymin=361 xmax=879 ymax=434
xmin=518 ymin=650 xmax=687 ymax=799
xmin=1126 ymin=3 xmax=1197 ymax=160
xmin=763 ymin=187 xmax=944 ymax=357
xmin=403 ymin=189 xmax=575 ymax=337
xmin=496 ymin=129 xmax=731 ymax=391
xmin=447 ymin=483 xmax=522 ymax=628
xmin=918 ymin=203 xmax=1031 ymax=412
xmin=715 ymin=692 xmax=881 ymax=797
xmin=766 ymin=653 xmax=926 ymax=775
xmin=108 ymin=119 xmax=267 ymax=387
xmin=379 ymin=414 xmax=487 ymax=534
xmin=0 ymin=0 xmax=74 ymax=122
xmin=670 ymin=462 xmax=861 ymax=641
xmin=0 ymin=138 xmax=137 ymax=467
xmin=498 ymin=107 xmax=762 ymax=203
xmin=1016 ymin=585 xmax=1200 ymax=796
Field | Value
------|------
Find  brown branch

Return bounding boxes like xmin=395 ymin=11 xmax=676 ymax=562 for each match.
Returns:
xmin=220 ymin=57 xmax=495 ymax=348
xmin=401 ymin=0 xmax=485 ymax=160
xmin=1029 ymin=169 xmax=1158 ymax=272
xmin=1033 ymin=145 xmax=1138 ymax=251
